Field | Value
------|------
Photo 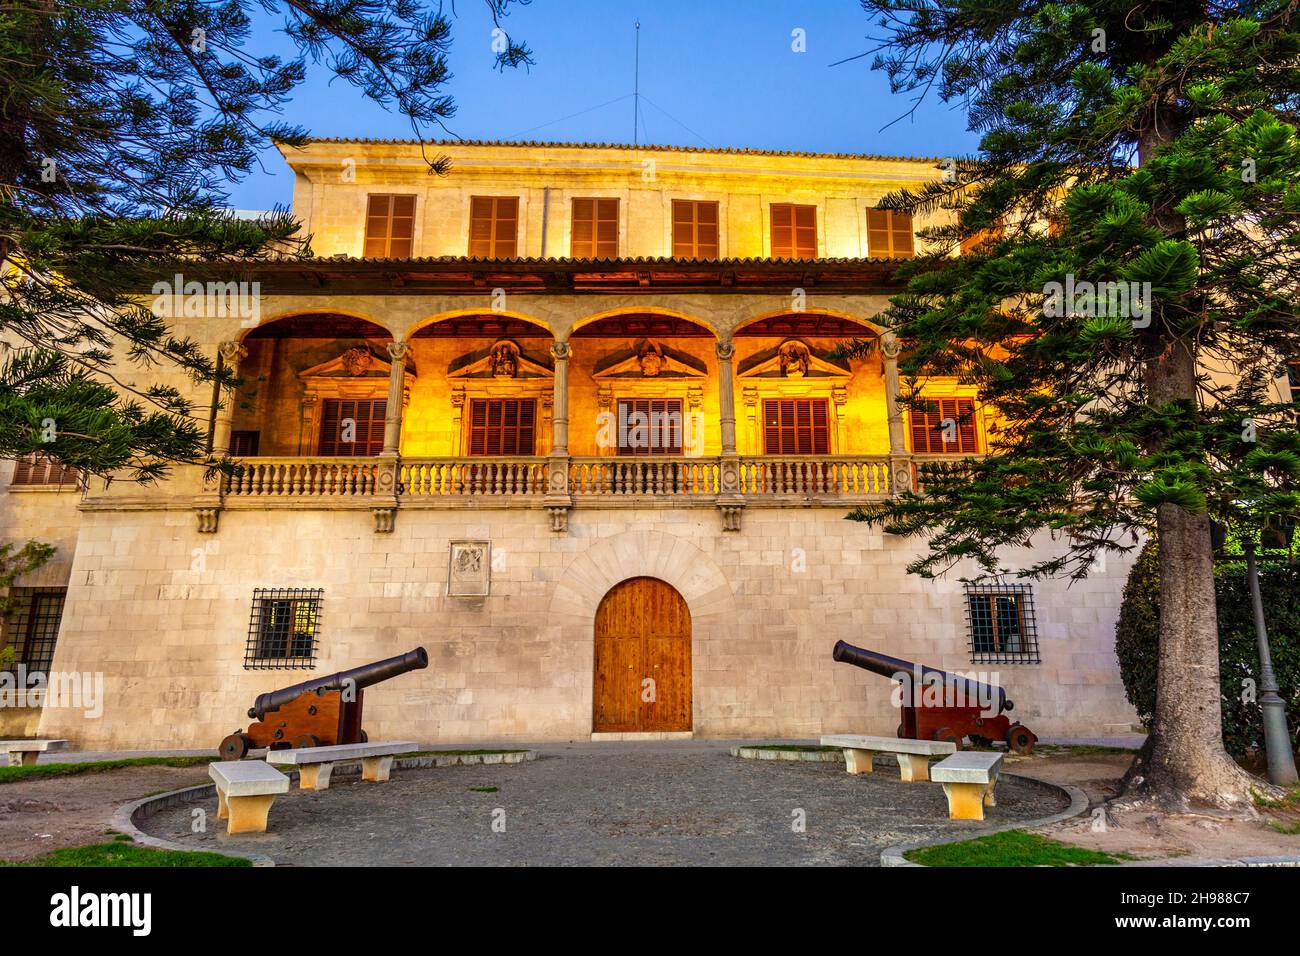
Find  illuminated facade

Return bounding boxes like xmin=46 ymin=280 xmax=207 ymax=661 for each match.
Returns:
xmin=2 ymin=141 xmax=1143 ymax=748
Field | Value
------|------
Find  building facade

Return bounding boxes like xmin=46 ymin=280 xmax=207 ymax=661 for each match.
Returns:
xmin=2 ymin=140 xmax=1145 ymax=749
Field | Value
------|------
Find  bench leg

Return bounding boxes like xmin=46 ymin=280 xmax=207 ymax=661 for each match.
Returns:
xmin=8 ymin=752 xmax=38 ymax=767
xmin=225 ymin=794 xmax=277 ymax=834
xmin=984 ymin=773 xmax=998 ymax=808
xmin=843 ymin=749 xmax=874 ymax=775
xmin=940 ymin=782 xmax=987 ymax=821
xmin=896 ymin=754 xmax=931 ymax=783
xmin=215 ymin=785 xmax=229 ymax=821
xmin=299 ymin=763 xmax=334 ymax=791
xmin=362 ymin=755 xmax=394 ymax=782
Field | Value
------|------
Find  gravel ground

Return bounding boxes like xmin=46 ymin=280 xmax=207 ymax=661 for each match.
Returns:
xmin=140 ymin=743 xmax=1069 ymax=866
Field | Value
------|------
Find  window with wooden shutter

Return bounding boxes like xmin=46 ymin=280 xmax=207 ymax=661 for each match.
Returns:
xmin=770 ymin=203 xmax=817 ymax=258
xmin=616 ymin=399 xmax=684 ymax=455
xmin=866 ymin=208 xmax=915 ymax=258
xmin=363 ymin=194 xmax=416 ymax=257
xmin=909 ymin=397 xmax=979 ymax=454
xmin=762 ymin=399 xmax=830 ymax=455
xmin=318 ymin=399 xmax=386 ymax=456
xmin=571 ymin=198 xmax=619 ymax=257
xmin=10 ymin=453 xmax=78 ymax=489
xmin=229 ymin=430 xmax=260 ymax=457
xmin=671 ymin=200 xmax=720 ymax=258
xmin=468 ymin=399 xmax=536 ymax=456
xmin=469 ymin=196 xmax=519 ymax=257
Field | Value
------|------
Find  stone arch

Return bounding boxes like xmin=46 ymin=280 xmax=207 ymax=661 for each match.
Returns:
xmin=237 ymin=308 xmax=395 ymax=342
xmin=733 ymin=307 xmax=884 ymax=338
xmin=570 ymin=306 xmax=719 ymax=339
xmin=404 ymin=308 xmax=555 ymax=340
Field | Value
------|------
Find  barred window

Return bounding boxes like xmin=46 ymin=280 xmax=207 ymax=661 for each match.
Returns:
xmin=246 ymin=588 xmax=322 ymax=669
xmin=964 ymin=582 xmax=1040 ymax=664
xmin=2 ymin=588 xmax=67 ymax=675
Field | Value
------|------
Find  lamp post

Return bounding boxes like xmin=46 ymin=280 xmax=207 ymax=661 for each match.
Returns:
xmin=1242 ymin=537 xmax=1299 ymax=786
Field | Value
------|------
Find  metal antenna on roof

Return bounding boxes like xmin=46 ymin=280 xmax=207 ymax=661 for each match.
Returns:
xmin=633 ymin=20 xmax=641 ymax=146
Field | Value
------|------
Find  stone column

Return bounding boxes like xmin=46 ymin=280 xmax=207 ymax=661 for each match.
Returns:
xmin=211 ymin=340 xmax=247 ymax=457
xmin=382 ymin=340 xmax=408 ymax=456
xmin=882 ymin=331 xmax=912 ymax=495
xmin=544 ymin=339 xmax=573 ymax=532
xmin=715 ymin=337 xmax=744 ymax=530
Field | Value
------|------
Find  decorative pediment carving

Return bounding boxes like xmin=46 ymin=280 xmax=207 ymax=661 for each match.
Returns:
xmin=736 ymin=338 xmax=850 ymax=379
xmin=298 ymin=345 xmax=416 ymax=382
xmin=448 ymin=338 xmax=554 ymax=380
xmin=592 ymin=339 xmax=707 ymax=380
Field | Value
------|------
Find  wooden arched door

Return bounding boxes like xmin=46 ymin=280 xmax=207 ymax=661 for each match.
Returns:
xmin=593 ymin=577 xmax=692 ymax=733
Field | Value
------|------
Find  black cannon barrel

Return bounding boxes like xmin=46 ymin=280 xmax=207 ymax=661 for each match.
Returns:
xmin=832 ymin=640 xmax=1011 ymax=712
xmin=248 ymin=647 xmax=429 ymax=720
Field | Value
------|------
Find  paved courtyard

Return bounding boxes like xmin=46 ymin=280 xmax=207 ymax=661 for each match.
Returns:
xmin=141 ymin=742 xmax=1070 ymax=865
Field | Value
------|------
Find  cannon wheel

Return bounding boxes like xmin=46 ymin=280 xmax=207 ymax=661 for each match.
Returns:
xmin=218 ymin=733 xmax=253 ymax=761
xmin=292 ymin=734 xmax=321 ymax=749
xmin=932 ymin=727 xmax=963 ymax=750
xmin=1005 ymin=724 xmax=1036 ymax=755
xmin=359 ymin=729 xmax=369 ymax=743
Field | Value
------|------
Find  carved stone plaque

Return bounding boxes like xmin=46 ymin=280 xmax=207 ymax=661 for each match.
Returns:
xmin=448 ymin=540 xmax=491 ymax=596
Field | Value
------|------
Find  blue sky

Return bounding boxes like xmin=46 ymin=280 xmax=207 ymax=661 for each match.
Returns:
xmin=228 ymin=0 xmax=981 ymax=210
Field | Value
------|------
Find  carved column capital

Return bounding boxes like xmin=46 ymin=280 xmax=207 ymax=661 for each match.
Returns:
xmin=386 ymin=339 xmax=409 ymax=362
xmin=218 ymin=341 xmax=247 ymax=367
xmin=550 ymin=340 xmax=571 ymax=361
xmin=715 ymin=340 xmax=735 ymax=361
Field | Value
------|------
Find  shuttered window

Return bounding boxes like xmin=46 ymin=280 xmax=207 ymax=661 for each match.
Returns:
xmin=770 ymin=203 xmax=817 ymax=258
xmin=671 ymin=200 xmax=719 ymax=258
xmin=468 ymin=399 xmax=536 ymax=456
xmin=571 ymin=198 xmax=619 ymax=257
xmin=363 ymin=194 xmax=416 ymax=258
xmin=469 ymin=196 xmax=519 ymax=257
xmin=617 ymin=399 xmax=684 ymax=455
xmin=762 ymin=399 xmax=830 ymax=455
xmin=319 ymin=399 xmax=386 ymax=456
xmin=910 ymin=397 xmax=979 ymax=454
xmin=10 ymin=453 xmax=78 ymax=489
xmin=866 ymin=208 xmax=915 ymax=259
xmin=230 ymin=430 xmax=260 ymax=457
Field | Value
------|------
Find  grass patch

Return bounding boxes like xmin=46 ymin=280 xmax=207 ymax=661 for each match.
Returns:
xmin=395 ymin=749 xmax=528 ymax=758
xmin=0 ymin=755 xmax=215 ymax=785
xmin=1 ymin=835 xmax=249 ymax=868
xmin=1253 ymin=784 xmax=1300 ymax=810
xmin=905 ymin=830 xmax=1137 ymax=867
xmin=1266 ymin=819 xmax=1300 ymax=835
xmin=469 ymin=786 xmax=499 ymax=793
xmin=1033 ymin=744 xmax=1135 ymax=756
xmin=739 ymin=744 xmax=842 ymax=753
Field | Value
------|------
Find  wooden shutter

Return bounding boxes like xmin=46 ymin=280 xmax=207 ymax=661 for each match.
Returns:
xmin=762 ymin=399 xmax=830 ymax=455
xmin=11 ymin=452 xmax=77 ymax=488
xmin=671 ymin=200 xmax=719 ymax=258
xmin=770 ymin=204 xmax=817 ymax=258
xmin=617 ymin=399 xmax=684 ymax=455
xmin=867 ymin=208 xmax=915 ymax=259
xmin=468 ymin=399 xmax=536 ymax=456
xmin=910 ymin=397 xmax=978 ymax=453
xmin=229 ymin=431 xmax=260 ymax=457
xmin=571 ymin=198 xmax=619 ymax=257
xmin=469 ymin=196 xmax=519 ymax=257
xmin=319 ymin=399 xmax=386 ymax=456
xmin=363 ymin=194 xmax=415 ymax=257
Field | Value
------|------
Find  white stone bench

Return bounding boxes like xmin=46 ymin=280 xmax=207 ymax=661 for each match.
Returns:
xmin=209 ymin=761 xmax=289 ymax=834
xmin=820 ymin=734 xmax=957 ymax=782
xmin=264 ymin=741 xmax=418 ymax=791
xmin=0 ymin=739 xmax=69 ymax=767
xmin=931 ymin=751 xmax=1004 ymax=821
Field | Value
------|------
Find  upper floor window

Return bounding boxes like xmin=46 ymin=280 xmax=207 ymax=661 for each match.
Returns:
xmin=763 ymin=398 xmax=830 ymax=455
xmin=468 ymin=398 xmax=536 ymax=456
xmin=1288 ymin=361 xmax=1300 ymax=405
xmin=617 ymin=398 xmax=684 ymax=455
xmin=909 ymin=397 xmax=979 ymax=454
xmin=363 ymin=194 xmax=415 ymax=257
xmin=319 ymin=399 xmax=386 ymax=457
xmin=571 ymin=198 xmax=619 ymax=258
xmin=230 ymin=430 xmax=261 ymax=457
xmin=10 ymin=452 xmax=79 ymax=490
xmin=770 ymin=204 xmax=817 ymax=258
xmin=469 ymin=196 xmax=519 ymax=257
xmin=671 ymin=200 xmax=719 ymax=259
xmin=866 ymin=208 xmax=914 ymax=259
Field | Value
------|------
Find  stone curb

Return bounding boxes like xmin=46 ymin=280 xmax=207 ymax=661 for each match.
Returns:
xmin=111 ymin=751 xmax=537 ymax=866
xmin=730 ymin=746 xmax=843 ymax=762
xmin=879 ymin=772 xmax=1090 ymax=867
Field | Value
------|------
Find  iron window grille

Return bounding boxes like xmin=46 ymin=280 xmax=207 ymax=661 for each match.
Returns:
xmin=2 ymin=588 xmax=67 ymax=675
xmin=245 ymin=588 xmax=322 ymax=669
xmin=963 ymin=580 xmax=1040 ymax=664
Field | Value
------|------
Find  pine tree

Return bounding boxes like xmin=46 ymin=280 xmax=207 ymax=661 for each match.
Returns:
xmin=846 ymin=1 xmax=1300 ymax=812
xmin=0 ymin=0 xmax=531 ymax=482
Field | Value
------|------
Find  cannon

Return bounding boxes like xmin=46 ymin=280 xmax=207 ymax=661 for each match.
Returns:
xmin=218 ymin=647 xmax=429 ymax=760
xmin=832 ymin=641 xmax=1037 ymax=753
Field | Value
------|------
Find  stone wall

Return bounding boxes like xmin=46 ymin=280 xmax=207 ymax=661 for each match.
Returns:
xmin=36 ymin=503 xmax=1138 ymax=749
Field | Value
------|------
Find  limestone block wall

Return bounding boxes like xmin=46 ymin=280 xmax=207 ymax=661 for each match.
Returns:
xmin=37 ymin=504 xmax=1138 ymax=750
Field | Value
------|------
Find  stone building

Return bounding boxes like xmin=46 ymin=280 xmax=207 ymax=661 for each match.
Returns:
xmin=2 ymin=140 xmax=1152 ymax=749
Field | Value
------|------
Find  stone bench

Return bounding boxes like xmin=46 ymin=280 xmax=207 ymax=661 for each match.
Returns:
xmin=265 ymin=741 xmax=419 ymax=791
xmin=209 ymin=761 xmax=289 ymax=834
xmin=0 ymin=739 xmax=70 ymax=767
xmin=931 ymin=751 xmax=1004 ymax=821
xmin=820 ymin=734 xmax=957 ymax=782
